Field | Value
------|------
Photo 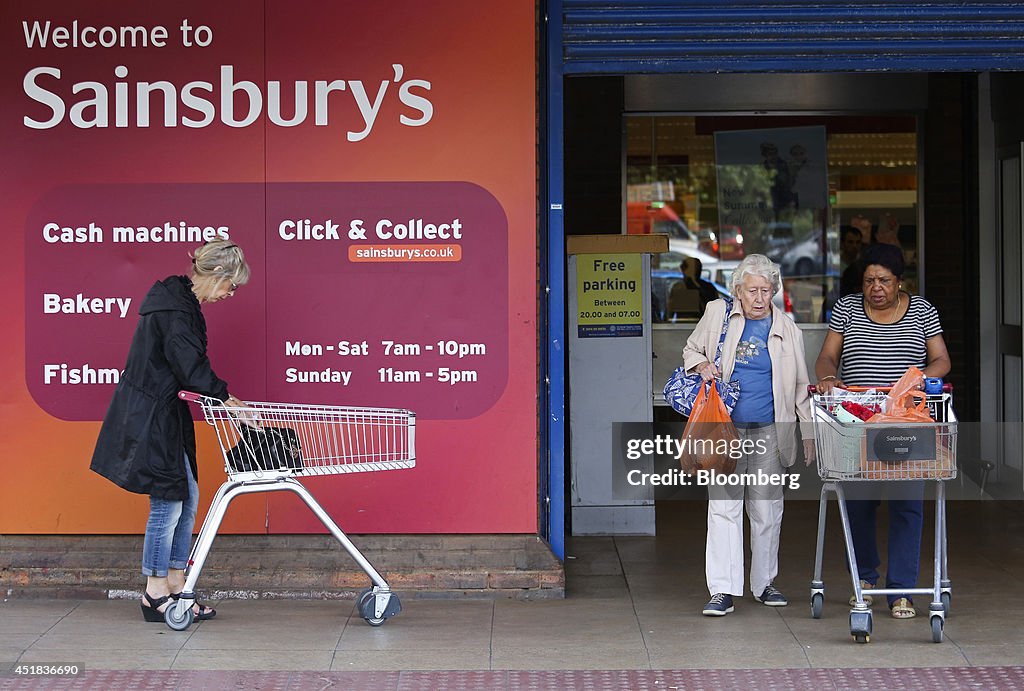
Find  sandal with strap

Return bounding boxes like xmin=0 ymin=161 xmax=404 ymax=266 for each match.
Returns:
xmin=849 ymin=580 xmax=874 ymax=606
xmin=891 ymin=597 xmax=917 ymax=619
xmin=140 ymin=591 xmax=173 ymax=623
xmin=171 ymin=592 xmax=217 ymax=621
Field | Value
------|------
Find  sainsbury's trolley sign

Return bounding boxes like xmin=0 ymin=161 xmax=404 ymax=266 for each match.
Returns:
xmin=866 ymin=428 xmax=937 ymax=463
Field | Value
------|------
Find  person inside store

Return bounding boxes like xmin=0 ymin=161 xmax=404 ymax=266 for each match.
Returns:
xmin=820 ymin=225 xmax=867 ymax=322
xmin=838 ymin=225 xmax=865 ymax=297
xmin=761 ymin=141 xmax=796 ymax=219
xmin=90 ymin=239 xmax=252 ymax=623
xmin=813 ymin=242 xmax=951 ymax=619
xmin=683 ymin=253 xmax=815 ymax=616
xmin=668 ymin=256 xmax=719 ymax=320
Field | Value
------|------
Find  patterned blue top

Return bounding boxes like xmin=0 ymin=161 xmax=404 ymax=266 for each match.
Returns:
xmin=730 ymin=316 xmax=775 ymax=424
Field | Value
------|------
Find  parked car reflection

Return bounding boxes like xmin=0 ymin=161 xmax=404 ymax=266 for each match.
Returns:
xmin=760 ymin=224 xmax=833 ymax=276
xmin=782 ymin=229 xmax=826 ymax=276
xmin=697 ymin=224 xmax=745 ymax=260
xmin=652 ymin=251 xmax=792 ymax=322
xmin=627 ymin=202 xmax=697 ymax=243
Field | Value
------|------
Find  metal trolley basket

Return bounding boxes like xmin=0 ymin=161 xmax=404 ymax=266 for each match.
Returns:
xmin=162 ymin=391 xmax=416 ymax=632
xmin=808 ymin=387 xmax=957 ymax=644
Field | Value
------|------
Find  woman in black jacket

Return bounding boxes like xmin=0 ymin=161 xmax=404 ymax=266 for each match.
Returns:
xmin=91 ymin=239 xmax=250 ymax=622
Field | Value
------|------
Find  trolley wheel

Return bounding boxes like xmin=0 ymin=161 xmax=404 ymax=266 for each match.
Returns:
xmin=356 ymin=588 xmax=385 ymax=626
xmin=811 ymin=593 xmax=823 ymax=619
xmin=931 ymin=615 xmax=944 ymax=643
xmin=356 ymin=588 xmax=401 ymax=626
xmin=849 ymin=608 xmax=872 ymax=644
xmin=164 ymin=601 xmax=194 ymax=631
xmin=940 ymin=591 xmax=951 ymax=618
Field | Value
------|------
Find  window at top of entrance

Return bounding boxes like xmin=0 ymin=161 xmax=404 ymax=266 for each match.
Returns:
xmin=627 ymin=115 xmax=919 ymax=324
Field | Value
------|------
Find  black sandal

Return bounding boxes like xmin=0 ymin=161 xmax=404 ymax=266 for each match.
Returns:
xmin=170 ymin=592 xmax=217 ymax=620
xmin=140 ymin=591 xmax=173 ymax=623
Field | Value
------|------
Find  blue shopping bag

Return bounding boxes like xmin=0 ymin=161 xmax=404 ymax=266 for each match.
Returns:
xmin=664 ymin=369 xmax=739 ymax=417
xmin=662 ymin=297 xmax=739 ymax=416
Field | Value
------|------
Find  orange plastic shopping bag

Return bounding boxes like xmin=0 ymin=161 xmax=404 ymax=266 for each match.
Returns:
xmin=866 ymin=366 xmax=933 ymax=424
xmin=861 ymin=366 xmax=950 ymax=479
xmin=678 ymin=380 xmax=739 ymax=475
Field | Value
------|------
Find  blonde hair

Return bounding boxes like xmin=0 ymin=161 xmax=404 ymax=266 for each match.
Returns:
xmin=190 ymin=240 xmax=250 ymax=286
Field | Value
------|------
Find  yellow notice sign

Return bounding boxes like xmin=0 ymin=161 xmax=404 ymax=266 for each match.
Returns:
xmin=576 ymin=253 xmax=643 ymax=338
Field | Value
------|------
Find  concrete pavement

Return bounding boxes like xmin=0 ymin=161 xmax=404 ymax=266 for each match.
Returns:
xmin=2 ymin=501 xmax=1024 ymax=689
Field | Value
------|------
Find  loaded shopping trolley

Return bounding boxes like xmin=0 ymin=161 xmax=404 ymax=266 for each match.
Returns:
xmin=808 ymin=386 xmax=957 ymax=644
xmin=161 ymin=391 xmax=416 ymax=632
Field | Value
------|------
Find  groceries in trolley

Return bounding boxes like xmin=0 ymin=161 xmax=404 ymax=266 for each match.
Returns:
xmin=808 ymin=367 xmax=957 ymax=643
xmin=226 ymin=425 xmax=303 ymax=473
xmin=833 ymin=400 xmax=880 ymax=422
xmin=811 ymin=368 xmax=956 ymax=481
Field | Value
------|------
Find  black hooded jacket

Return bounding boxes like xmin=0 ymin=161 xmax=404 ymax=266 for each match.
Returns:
xmin=90 ymin=276 xmax=230 ymax=500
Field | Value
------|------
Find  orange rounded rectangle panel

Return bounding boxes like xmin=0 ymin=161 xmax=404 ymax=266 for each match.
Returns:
xmin=348 ymin=244 xmax=462 ymax=262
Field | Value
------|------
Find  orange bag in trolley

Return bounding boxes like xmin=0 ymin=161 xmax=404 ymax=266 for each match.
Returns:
xmin=860 ymin=366 xmax=953 ymax=479
xmin=869 ymin=366 xmax=933 ymax=424
xmin=678 ymin=380 xmax=739 ymax=475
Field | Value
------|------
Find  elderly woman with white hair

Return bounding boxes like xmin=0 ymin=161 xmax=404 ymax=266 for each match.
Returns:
xmin=682 ymin=253 xmax=815 ymax=616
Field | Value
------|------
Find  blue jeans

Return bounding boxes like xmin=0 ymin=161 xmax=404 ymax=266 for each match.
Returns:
xmin=142 ymin=458 xmax=198 ymax=577
xmin=845 ymin=481 xmax=924 ymax=607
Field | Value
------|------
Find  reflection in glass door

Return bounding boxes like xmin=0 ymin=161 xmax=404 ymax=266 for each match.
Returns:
xmin=625 ymin=115 xmax=919 ymax=325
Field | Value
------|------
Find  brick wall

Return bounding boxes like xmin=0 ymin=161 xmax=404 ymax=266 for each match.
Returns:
xmin=0 ymin=535 xmax=565 ymax=601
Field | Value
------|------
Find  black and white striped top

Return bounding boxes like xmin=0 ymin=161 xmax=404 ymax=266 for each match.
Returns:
xmin=828 ymin=293 xmax=943 ymax=387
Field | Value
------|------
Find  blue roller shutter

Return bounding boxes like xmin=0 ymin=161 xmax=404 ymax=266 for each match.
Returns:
xmin=562 ymin=0 xmax=1024 ymax=73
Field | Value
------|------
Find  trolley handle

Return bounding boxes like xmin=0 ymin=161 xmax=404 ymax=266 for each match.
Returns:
xmin=179 ymin=391 xmax=263 ymax=428
xmin=807 ymin=383 xmax=952 ymax=395
xmin=178 ymin=391 xmax=226 ymax=404
xmin=178 ymin=391 xmax=241 ymax=404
